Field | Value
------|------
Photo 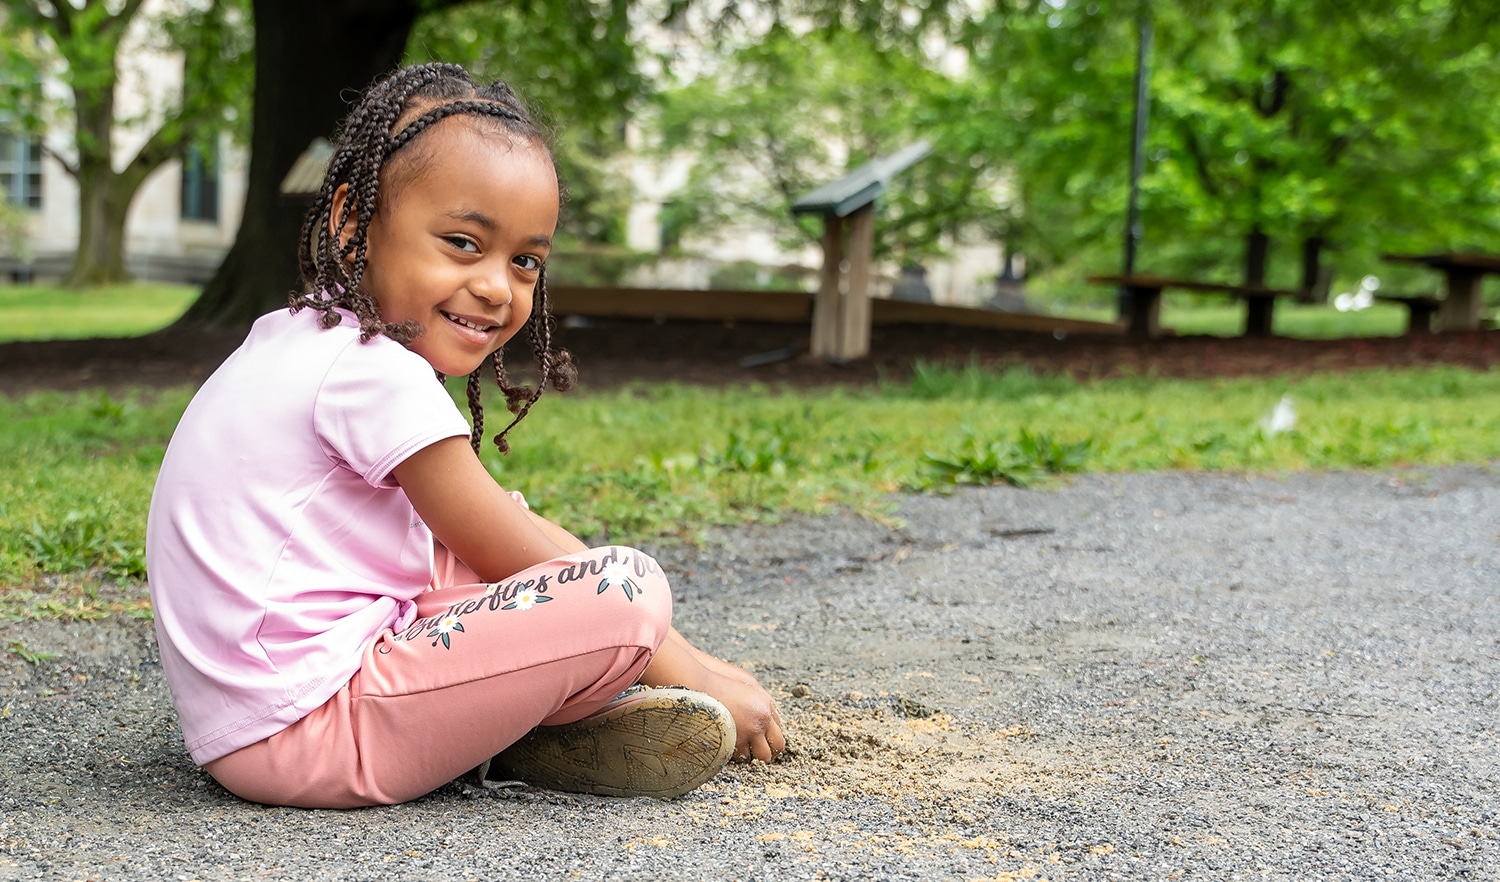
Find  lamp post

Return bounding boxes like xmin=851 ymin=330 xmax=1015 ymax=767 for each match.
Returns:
xmin=1119 ymin=8 xmax=1153 ymax=319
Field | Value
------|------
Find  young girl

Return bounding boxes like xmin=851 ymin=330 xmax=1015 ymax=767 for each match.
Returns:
xmin=145 ymin=62 xmax=785 ymax=809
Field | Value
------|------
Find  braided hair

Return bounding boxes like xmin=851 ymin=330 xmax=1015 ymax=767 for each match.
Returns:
xmin=290 ymin=62 xmax=576 ymax=455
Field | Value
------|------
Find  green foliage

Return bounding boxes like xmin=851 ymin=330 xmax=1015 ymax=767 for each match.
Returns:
xmin=706 ymin=421 xmax=805 ymax=477
xmin=0 ymin=200 xmax=30 ymax=260
xmin=20 ymin=507 xmax=145 ymax=579
xmin=0 ymin=387 xmax=192 ymax=588
xmin=161 ymin=0 xmax=256 ymax=149
xmin=647 ymin=1 xmax=1500 ymax=298
xmin=920 ymin=429 xmax=1093 ymax=488
xmin=964 ymin=0 xmax=1500 ymax=292
xmin=0 ymin=283 xmax=198 ymax=342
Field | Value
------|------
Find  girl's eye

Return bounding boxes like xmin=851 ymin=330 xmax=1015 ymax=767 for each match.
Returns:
xmin=444 ymin=236 xmax=478 ymax=253
xmin=514 ymin=255 xmax=542 ymax=272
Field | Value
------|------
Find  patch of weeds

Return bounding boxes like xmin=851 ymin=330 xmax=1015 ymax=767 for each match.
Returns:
xmin=89 ymin=392 xmax=130 ymax=421
xmin=6 ymin=639 xmax=58 ymax=665
xmin=918 ymin=429 xmax=1094 ymax=489
xmin=17 ymin=508 xmax=146 ymax=580
xmin=707 ymin=426 xmax=803 ymax=477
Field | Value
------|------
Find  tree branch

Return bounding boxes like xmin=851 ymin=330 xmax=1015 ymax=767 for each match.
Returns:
xmin=39 ymin=142 xmax=78 ymax=179
xmin=1253 ymin=68 xmax=1289 ymax=118
xmin=1178 ymin=124 xmax=1222 ymax=199
xmin=118 ymin=114 xmax=187 ymax=192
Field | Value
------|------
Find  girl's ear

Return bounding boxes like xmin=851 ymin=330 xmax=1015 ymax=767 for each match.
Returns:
xmin=328 ymin=183 xmax=357 ymax=258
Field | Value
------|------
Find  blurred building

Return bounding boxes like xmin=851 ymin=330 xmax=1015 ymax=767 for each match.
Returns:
xmin=0 ymin=1 xmax=248 ymax=283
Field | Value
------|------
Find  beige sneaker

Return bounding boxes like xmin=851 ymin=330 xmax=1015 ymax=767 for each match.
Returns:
xmin=488 ymin=686 xmax=736 ymax=799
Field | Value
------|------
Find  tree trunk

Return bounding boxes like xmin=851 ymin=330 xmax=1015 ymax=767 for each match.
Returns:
xmin=1299 ymin=235 xmax=1327 ymax=304
xmin=1244 ymin=227 xmax=1270 ymax=286
xmin=173 ymin=0 xmax=424 ymax=330
xmin=65 ymin=79 xmax=131 ymax=287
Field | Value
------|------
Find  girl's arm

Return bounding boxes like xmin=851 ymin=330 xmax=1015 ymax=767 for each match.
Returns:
xmin=392 ymin=436 xmax=570 ymax=580
xmin=395 ymin=436 xmax=785 ymax=762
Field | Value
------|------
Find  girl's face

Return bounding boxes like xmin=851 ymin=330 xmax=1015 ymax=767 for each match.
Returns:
xmin=348 ymin=118 xmax=560 ymax=377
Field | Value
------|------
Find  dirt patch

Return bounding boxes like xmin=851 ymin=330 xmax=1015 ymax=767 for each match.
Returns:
xmin=720 ymin=698 xmax=1095 ymax=802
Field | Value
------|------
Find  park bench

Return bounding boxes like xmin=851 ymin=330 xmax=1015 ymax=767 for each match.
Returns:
xmin=1382 ymin=252 xmax=1500 ymax=332
xmin=1372 ymin=293 xmax=1442 ymax=335
xmin=1087 ymin=273 xmax=1303 ymax=340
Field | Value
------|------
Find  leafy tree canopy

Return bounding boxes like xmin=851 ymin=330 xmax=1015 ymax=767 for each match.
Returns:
xmin=967 ymin=0 xmax=1500 ymax=294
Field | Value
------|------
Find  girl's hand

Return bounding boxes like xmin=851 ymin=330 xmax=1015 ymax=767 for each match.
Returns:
xmin=703 ymin=670 xmax=786 ymax=764
xmin=641 ymin=628 xmax=787 ymax=763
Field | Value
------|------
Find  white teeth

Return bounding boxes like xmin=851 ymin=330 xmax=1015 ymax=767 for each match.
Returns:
xmin=444 ymin=312 xmax=492 ymax=332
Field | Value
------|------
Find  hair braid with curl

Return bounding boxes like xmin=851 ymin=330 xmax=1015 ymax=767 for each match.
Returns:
xmin=290 ymin=63 xmax=576 ymax=455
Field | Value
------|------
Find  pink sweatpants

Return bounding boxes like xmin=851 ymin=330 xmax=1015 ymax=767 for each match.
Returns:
xmin=204 ymin=545 xmax=672 ymax=808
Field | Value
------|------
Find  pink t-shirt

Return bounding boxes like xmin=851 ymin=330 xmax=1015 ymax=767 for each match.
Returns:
xmin=146 ymin=307 xmax=471 ymax=764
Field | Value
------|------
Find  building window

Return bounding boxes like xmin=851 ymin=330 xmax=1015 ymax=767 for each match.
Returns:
xmin=0 ymin=132 xmax=43 ymax=210
xmin=181 ymin=142 xmax=219 ymax=223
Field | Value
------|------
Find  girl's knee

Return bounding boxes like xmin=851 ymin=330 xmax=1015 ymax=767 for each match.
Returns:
xmin=588 ymin=544 xmax=672 ymax=636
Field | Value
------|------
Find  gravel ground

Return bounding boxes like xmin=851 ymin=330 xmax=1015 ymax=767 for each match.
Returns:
xmin=2 ymin=467 xmax=1498 ymax=881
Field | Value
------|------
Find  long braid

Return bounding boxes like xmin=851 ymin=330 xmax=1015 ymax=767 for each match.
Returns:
xmin=289 ymin=62 xmax=575 ymax=455
xmin=489 ymin=267 xmax=577 ymax=453
xmin=466 ymin=369 xmax=485 ymax=454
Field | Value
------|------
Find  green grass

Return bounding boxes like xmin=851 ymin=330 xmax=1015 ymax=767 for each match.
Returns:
xmin=1064 ymin=294 xmax=1412 ymax=338
xmin=4 ymin=362 xmax=1499 ymax=620
xmin=0 ymin=283 xmax=199 ymax=341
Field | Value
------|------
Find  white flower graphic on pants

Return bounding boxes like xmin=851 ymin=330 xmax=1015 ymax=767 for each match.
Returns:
xmin=597 ymin=560 xmax=640 ymax=601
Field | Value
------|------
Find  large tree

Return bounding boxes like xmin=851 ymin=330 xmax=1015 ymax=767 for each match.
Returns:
xmin=0 ymin=0 xmax=250 ymax=285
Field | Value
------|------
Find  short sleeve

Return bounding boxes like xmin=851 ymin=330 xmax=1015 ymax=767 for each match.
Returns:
xmin=313 ymin=335 xmax=472 ymax=488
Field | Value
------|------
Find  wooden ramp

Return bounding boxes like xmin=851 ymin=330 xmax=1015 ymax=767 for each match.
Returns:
xmin=547 ymin=286 xmax=1125 ymax=339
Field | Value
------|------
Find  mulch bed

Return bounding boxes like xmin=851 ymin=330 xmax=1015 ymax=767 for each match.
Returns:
xmin=2 ymin=319 xmax=1498 ymax=395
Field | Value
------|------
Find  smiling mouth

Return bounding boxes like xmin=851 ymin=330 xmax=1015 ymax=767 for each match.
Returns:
xmin=442 ymin=311 xmax=498 ymax=333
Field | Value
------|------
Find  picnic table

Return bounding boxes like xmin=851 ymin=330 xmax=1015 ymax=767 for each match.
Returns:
xmin=1371 ymin=293 xmax=1442 ymax=335
xmin=1381 ymin=252 xmax=1500 ymax=332
xmin=1088 ymin=273 xmax=1302 ymax=340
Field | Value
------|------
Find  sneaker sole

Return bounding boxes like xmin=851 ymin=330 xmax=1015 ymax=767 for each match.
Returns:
xmin=494 ymin=688 xmax=736 ymax=799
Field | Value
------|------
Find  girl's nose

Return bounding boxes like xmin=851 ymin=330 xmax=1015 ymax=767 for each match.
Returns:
xmin=468 ymin=271 xmax=513 ymax=306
